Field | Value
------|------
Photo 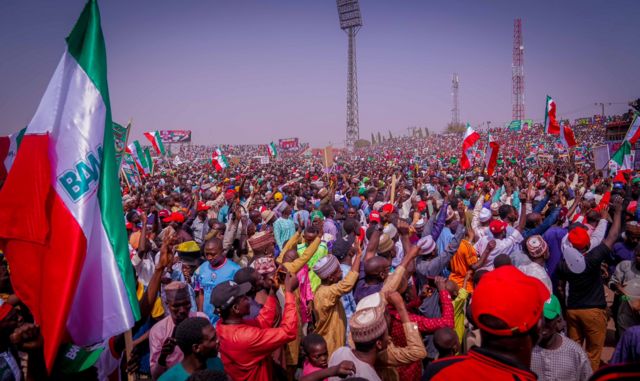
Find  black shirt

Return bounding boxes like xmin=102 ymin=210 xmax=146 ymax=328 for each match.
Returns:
xmin=557 ymin=243 xmax=611 ymax=309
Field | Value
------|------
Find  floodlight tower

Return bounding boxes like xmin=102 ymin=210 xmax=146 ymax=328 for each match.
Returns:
xmin=337 ymin=0 xmax=363 ymax=149
xmin=451 ymin=73 xmax=460 ymax=125
xmin=512 ymin=18 xmax=525 ymax=121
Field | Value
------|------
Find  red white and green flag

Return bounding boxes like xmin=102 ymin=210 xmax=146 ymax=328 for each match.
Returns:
xmin=559 ymin=122 xmax=577 ymax=148
xmin=143 ymin=130 xmax=166 ymax=156
xmin=0 ymin=0 xmax=139 ymax=370
xmin=460 ymin=123 xmax=480 ymax=170
xmin=127 ymin=141 xmax=148 ymax=176
xmin=610 ymin=140 xmax=634 ymax=173
xmin=0 ymin=127 xmax=26 ymax=182
xmin=544 ymin=95 xmax=561 ymax=135
xmin=623 ymin=112 xmax=640 ymax=145
xmin=211 ymin=148 xmax=229 ymax=172
xmin=268 ymin=141 xmax=278 ymax=158
xmin=484 ymin=133 xmax=500 ymax=176
xmin=144 ymin=146 xmax=154 ymax=175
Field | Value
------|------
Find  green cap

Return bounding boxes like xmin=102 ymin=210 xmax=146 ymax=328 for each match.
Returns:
xmin=56 ymin=343 xmax=105 ymax=374
xmin=632 ymin=177 xmax=640 ymax=185
xmin=543 ymin=295 xmax=562 ymax=320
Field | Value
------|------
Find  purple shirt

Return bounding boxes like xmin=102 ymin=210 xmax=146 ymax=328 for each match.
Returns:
xmin=543 ymin=226 xmax=567 ymax=284
xmin=611 ymin=325 xmax=640 ymax=364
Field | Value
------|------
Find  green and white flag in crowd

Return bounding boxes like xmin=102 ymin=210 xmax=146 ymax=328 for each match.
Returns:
xmin=0 ymin=0 xmax=139 ymax=370
xmin=268 ymin=142 xmax=278 ymax=158
xmin=211 ymin=148 xmax=229 ymax=172
xmin=144 ymin=146 xmax=153 ymax=175
xmin=143 ymin=130 xmax=166 ymax=155
xmin=610 ymin=140 xmax=634 ymax=172
xmin=112 ymin=121 xmax=130 ymax=168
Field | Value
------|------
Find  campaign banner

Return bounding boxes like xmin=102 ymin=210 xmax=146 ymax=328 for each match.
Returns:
xmin=574 ymin=117 xmax=592 ymax=126
xmin=113 ymin=122 xmax=130 ymax=168
xmin=122 ymin=153 xmax=141 ymax=187
xmin=593 ymin=145 xmax=610 ymax=170
xmin=159 ymin=130 xmax=191 ymax=143
xmin=279 ymin=137 xmax=299 ymax=150
xmin=507 ymin=119 xmax=533 ymax=131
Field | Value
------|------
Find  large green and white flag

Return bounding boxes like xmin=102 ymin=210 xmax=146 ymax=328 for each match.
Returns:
xmin=268 ymin=141 xmax=278 ymax=158
xmin=0 ymin=127 xmax=26 ymax=181
xmin=0 ymin=0 xmax=139 ymax=370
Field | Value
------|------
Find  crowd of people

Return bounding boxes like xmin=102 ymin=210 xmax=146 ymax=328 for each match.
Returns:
xmin=2 ymin=114 xmax=640 ymax=381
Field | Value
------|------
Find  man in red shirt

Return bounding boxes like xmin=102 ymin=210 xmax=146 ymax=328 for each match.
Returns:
xmin=423 ymin=265 xmax=549 ymax=381
xmin=213 ymin=271 xmax=299 ymax=381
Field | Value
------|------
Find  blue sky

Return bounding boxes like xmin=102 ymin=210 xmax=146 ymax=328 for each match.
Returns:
xmin=0 ymin=0 xmax=638 ymax=146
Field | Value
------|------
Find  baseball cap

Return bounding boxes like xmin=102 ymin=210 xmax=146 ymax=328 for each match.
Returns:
xmin=369 ymin=211 xmax=381 ymax=224
xmin=568 ymin=226 xmax=590 ymax=251
xmin=163 ymin=212 xmax=185 ymax=223
xmin=471 ymin=265 xmax=550 ymax=336
xmin=489 ymin=220 xmax=508 ymax=235
xmin=543 ymin=295 xmax=562 ymax=320
xmin=210 ymin=281 xmax=252 ymax=311
xmin=196 ymin=201 xmax=210 ymax=212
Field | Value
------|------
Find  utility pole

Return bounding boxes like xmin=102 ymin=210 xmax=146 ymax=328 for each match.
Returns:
xmin=594 ymin=102 xmax=612 ymax=117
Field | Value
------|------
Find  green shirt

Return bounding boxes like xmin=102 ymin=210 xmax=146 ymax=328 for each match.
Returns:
xmin=298 ymin=241 xmax=328 ymax=292
xmin=158 ymin=357 xmax=224 ymax=381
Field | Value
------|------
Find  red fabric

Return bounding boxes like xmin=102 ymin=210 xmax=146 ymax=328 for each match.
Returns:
xmin=428 ymin=348 xmax=537 ymax=381
xmin=568 ymin=226 xmax=590 ymax=250
xmin=545 ymin=98 xmax=561 ymax=135
xmin=595 ymin=191 xmax=611 ymax=213
xmin=0 ymin=135 xmax=87 ymax=371
xmin=0 ymin=136 xmax=9 ymax=181
xmin=217 ymin=293 xmax=298 ymax=381
xmin=560 ymin=123 xmax=577 ymax=148
xmin=369 ymin=211 xmax=381 ymax=223
xmin=471 ymin=265 xmax=549 ymax=337
xmin=460 ymin=127 xmax=480 ymax=170
xmin=389 ymin=290 xmax=454 ymax=381
xmin=143 ymin=131 xmax=162 ymax=155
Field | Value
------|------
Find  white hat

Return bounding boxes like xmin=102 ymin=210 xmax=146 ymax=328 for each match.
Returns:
xmin=356 ymin=292 xmax=383 ymax=311
xmin=416 ymin=235 xmax=436 ymax=255
xmin=561 ymin=234 xmax=586 ymax=274
xmin=479 ymin=208 xmax=492 ymax=223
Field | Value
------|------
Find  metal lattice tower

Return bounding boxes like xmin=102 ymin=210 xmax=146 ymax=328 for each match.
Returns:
xmin=337 ymin=0 xmax=362 ymax=148
xmin=512 ymin=18 xmax=525 ymax=121
xmin=451 ymin=73 xmax=460 ymax=125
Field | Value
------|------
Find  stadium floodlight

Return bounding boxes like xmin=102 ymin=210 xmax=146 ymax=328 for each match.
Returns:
xmin=337 ymin=0 xmax=363 ymax=30
xmin=337 ymin=0 xmax=363 ymax=148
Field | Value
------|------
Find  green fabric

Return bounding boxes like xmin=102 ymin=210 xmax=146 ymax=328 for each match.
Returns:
xmin=66 ymin=0 xmax=140 ymax=321
xmin=543 ymin=295 xmax=562 ymax=319
xmin=55 ymin=344 xmax=104 ymax=374
xmin=299 ymin=242 xmax=328 ymax=292
xmin=310 ymin=210 xmax=324 ymax=221
xmin=158 ymin=358 xmax=224 ymax=381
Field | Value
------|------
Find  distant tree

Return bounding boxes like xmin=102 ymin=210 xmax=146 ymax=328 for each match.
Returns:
xmin=371 ymin=133 xmax=376 ymax=145
xmin=377 ymin=132 xmax=382 ymax=143
xmin=425 ymin=127 xmax=430 ymax=136
xmin=417 ymin=128 xmax=423 ymax=138
xmin=446 ymin=122 xmax=466 ymax=134
xmin=388 ymin=131 xmax=393 ymax=139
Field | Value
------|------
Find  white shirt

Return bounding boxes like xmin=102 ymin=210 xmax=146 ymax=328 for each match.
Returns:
xmin=518 ymin=262 xmax=552 ymax=294
xmin=474 ymin=229 xmax=524 ymax=271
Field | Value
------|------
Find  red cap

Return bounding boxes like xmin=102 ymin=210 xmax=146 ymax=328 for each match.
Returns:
xmin=489 ymin=220 xmax=508 ymax=235
xmin=369 ymin=211 xmax=381 ymax=224
xmin=568 ymin=226 xmax=590 ymax=250
xmin=224 ymin=189 xmax=236 ymax=200
xmin=163 ymin=212 xmax=185 ymax=223
xmin=613 ymin=172 xmax=627 ymax=184
xmin=158 ymin=209 xmax=170 ymax=218
xmin=196 ymin=201 xmax=210 ymax=212
xmin=417 ymin=201 xmax=427 ymax=212
xmin=627 ymin=201 xmax=637 ymax=214
xmin=471 ymin=265 xmax=550 ymax=336
xmin=381 ymin=204 xmax=394 ymax=214
xmin=125 ymin=222 xmax=133 ymax=230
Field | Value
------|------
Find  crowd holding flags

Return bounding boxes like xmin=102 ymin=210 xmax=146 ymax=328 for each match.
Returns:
xmin=484 ymin=132 xmax=500 ymax=176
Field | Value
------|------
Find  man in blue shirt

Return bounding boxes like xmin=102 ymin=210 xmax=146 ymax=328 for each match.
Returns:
xmin=194 ymin=237 xmax=240 ymax=324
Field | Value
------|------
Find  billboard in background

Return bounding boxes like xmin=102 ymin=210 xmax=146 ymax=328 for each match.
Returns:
xmin=507 ymin=119 xmax=533 ymax=131
xmin=160 ymin=130 xmax=191 ymax=143
xmin=279 ymin=137 xmax=299 ymax=150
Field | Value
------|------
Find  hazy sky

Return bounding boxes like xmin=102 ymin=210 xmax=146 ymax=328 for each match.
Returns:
xmin=1 ymin=0 xmax=638 ymax=146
